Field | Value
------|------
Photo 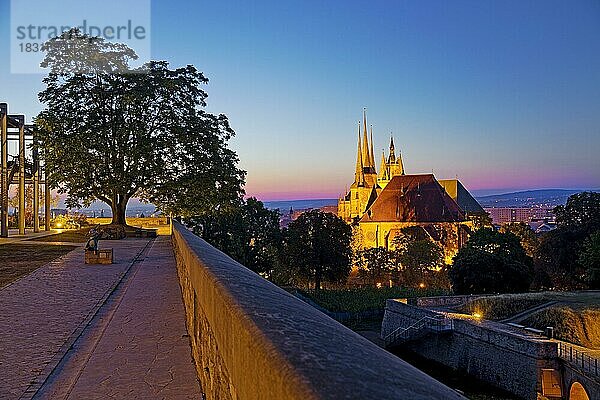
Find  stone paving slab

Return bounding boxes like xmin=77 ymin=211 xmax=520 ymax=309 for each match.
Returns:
xmin=0 ymin=230 xmax=60 ymax=245
xmin=35 ymin=236 xmax=201 ymax=399
xmin=0 ymin=239 xmax=150 ymax=399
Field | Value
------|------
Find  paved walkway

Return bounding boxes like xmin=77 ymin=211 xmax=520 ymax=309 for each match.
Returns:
xmin=0 ymin=236 xmax=201 ymax=399
xmin=0 ymin=230 xmax=60 ymax=245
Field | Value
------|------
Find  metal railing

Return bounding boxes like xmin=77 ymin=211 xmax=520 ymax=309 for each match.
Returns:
xmin=558 ymin=342 xmax=600 ymax=378
xmin=384 ymin=315 xmax=453 ymax=348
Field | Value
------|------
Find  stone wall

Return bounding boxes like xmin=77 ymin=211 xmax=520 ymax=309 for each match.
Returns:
xmin=382 ymin=300 xmax=559 ymax=400
xmin=172 ymin=222 xmax=465 ymax=400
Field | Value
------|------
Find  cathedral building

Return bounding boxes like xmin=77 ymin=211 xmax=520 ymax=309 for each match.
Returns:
xmin=338 ymin=111 xmax=484 ymax=261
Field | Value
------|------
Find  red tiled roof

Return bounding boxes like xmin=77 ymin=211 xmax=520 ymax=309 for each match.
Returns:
xmin=360 ymin=174 xmax=465 ymax=223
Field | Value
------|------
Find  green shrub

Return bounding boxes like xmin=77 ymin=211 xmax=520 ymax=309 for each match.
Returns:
xmin=460 ymin=294 xmax=547 ymax=320
xmin=300 ymin=287 xmax=450 ymax=313
xmin=522 ymin=306 xmax=600 ymax=349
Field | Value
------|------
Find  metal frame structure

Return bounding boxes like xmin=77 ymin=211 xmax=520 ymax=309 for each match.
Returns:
xmin=0 ymin=102 xmax=51 ymax=237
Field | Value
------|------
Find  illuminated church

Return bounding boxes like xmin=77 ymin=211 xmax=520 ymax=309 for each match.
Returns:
xmin=338 ymin=110 xmax=484 ymax=260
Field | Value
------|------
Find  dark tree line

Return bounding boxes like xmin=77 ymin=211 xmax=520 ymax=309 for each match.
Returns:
xmin=448 ymin=192 xmax=600 ymax=294
xmin=190 ymin=206 xmax=352 ymax=289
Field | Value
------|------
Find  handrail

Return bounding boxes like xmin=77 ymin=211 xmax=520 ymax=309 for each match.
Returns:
xmin=384 ymin=315 xmax=453 ymax=347
xmin=557 ymin=342 xmax=600 ymax=378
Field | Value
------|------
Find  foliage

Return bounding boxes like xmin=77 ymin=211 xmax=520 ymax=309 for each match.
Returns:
xmin=51 ymin=213 xmax=88 ymax=229
xmin=460 ymin=294 xmax=547 ymax=320
xmin=188 ymin=198 xmax=282 ymax=277
xmin=449 ymin=228 xmax=533 ymax=294
xmin=284 ymin=210 xmax=352 ymax=289
xmin=534 ymin=192 xmax=600 ymax=290
xmin=8 ymin=186 xmax=60 ymax=227
xmin=468 ymin=211 xmax=493 ymax=231
xmin=554 ymin=191 xmax=600 ymax=231
xmin=579 ymin=231 xmax=600 ymax=288
xmin=355 ymin=247 xmax=395 ymax=287
xmin=499 ymin=222 xmax=538 ymax=257
xmin=534 ymin=226 xmax=588 ymax=290
xmin=35 ymin=29 xmax=245 ymax=225
xmin=300 ymin=286 xmax=450 ymax=313
xmin=522 ymin=306 xmax=600 ymax=349
xmin=392 ymin=226 xmax=447 ymax=288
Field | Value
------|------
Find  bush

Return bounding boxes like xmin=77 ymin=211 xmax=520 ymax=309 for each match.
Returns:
xmin=522 ymin=306 xmax=600 ymax=349
xmin=300 ymin=286 xmax=450 ymax=313
xmin=460 ymin=294 xmax=547 ymax=320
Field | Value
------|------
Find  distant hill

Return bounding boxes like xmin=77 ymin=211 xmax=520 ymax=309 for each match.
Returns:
xmin=263 ymin=199 xmax=337 ymax=212
xmin=476 ymin=189 xmax=599 ymax=208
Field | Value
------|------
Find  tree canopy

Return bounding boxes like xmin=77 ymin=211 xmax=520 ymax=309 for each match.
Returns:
xmin=534 ymin=192 xmax=600 ymax=290
xmin=35 ymin=29 xmax=245 ymax=224
xmin=188 ymin=198 xmax=282 ymax=277
xmin=449 ymin=228 xmax=533 ymax=294
xmin=392 ymin=227 xmax=445 ymax=287
xmin=499 ymin=222 xmax=538 ymax=257
xmin=284 ymin=210 xmax=352 ymax=289
xmin=579 ymin=231 xmax=600 ymax=288
xmin=356 ymin=247 xmax=395 ymax=287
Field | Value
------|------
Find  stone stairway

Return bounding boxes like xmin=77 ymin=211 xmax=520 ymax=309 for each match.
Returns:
xmin=384 ymin=315 xmax=454 ymax=348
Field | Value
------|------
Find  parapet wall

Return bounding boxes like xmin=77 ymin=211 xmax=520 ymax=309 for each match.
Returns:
xmin=382 ymin=300 xmax=559 ymax=400
xmin=172 ymin=222 xmax=465 ymax=400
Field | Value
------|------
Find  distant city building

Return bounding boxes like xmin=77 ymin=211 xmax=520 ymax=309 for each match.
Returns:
xmin=337 ymin=110 xmax=484 ymax=261
xmin=485 ymin=207 xmax=555 ymax=225
xmin=50 ymin=208 xmax=68 ymax=217
xmin=529 ymin=220 xmax=557 ymax=234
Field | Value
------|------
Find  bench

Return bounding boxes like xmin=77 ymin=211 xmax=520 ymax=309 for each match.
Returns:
xmin=85 ymin=249 xmax=113 ymax=264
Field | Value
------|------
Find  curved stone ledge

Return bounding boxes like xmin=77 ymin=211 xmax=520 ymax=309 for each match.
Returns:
xmin=172 ymin=222 xmax=464 ymax=400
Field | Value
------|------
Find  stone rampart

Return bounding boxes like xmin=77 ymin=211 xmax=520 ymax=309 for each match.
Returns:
xmin=382 ymin=300 xmax=559 ymax=400
xmin=172 ymin=222 xmax=465 ymax=400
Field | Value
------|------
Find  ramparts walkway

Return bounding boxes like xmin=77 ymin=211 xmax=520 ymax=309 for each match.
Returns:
xmin=0 ymin=236 xmax=200 ymax=399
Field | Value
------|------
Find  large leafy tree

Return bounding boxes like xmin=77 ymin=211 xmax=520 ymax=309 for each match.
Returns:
xmin=35 ymin=29 xmax=245 ymax=224
xmin=449 ymin=228 xmax=533 ymax=294
xmin=356 ymin=247 xmax=395 ymax=287
xmin=579 ymin=231 xmax=600 ymax=289
xmin=189 ymin=198 xmax=282 ymax=277
xmin=392 ymin=227 xmax=445 ymax=287
xmin=499 ymin=222 xmax=538 ymax=257
xmin=554 ymin=192 xmax=600 ymax=231
xmin=534 ymin=192 xmax=600 ymax=290
xmin=284 ymin=210 xmax=352 ymax=289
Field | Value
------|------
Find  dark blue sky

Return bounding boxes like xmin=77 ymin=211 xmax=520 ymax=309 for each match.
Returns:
xmin=1 ymin=0 xmax=599 ymax=199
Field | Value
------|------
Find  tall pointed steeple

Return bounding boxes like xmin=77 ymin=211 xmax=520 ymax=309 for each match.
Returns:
xmin=397 ymin=150 xmax=405 ymax=175
xmin=354 ymin=120 xmax=365 ymax=186
xmin=378 ymin=150 xmax=388 ymax=180
xmin=362 ymin=108 xmax=370 ymax=169
xmin=388 ymin=134 xmax=396 ymax=163
xmin=369 ymin=124 xmax=376 ymax=171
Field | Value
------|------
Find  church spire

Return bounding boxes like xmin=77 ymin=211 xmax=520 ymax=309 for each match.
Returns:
xmin=388 ymin=134 xmax=396 ymax=163
xmin=378 ymin=150 xmax=388 ymax=180
xmin=398 ymin=149 xmax=405 ymax=175
xmin=369 ymin=124 xmax=376 ymax=171
xmin=355 ymin=120 xmax=365 ymax=186
xmin=362 ymin=108 xmax=371 ymax=169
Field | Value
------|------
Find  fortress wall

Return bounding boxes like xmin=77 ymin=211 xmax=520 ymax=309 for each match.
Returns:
xmin=382 ymin=300 xmax=559 ymax=400
xmin=171 ymin=222 xmax=465 ymax=400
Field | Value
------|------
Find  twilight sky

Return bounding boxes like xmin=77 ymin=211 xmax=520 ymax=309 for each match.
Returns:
xmin=1 ymin=0 xmax=599 ymax=200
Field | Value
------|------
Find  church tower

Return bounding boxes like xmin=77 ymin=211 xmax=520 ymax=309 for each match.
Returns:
xmin=338 ymin=109 xmax=379 ymax=222
xmin=377 ymin=135 xmax=405 ymax=190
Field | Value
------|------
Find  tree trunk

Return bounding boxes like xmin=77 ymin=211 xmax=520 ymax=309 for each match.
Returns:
xmin=111 ymin=200 xmax=127 ymax=225
xmin=315 ymin=268 xmax=322 ymax=291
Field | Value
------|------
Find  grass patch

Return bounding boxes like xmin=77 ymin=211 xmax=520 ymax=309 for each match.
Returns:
xmin=0 ymin=244 xmax=77 ymax=288
xmin=31 ymin=228 xmax=92 ymax=243
xmin=299 ymin=287 xmax=451 ymax=313
xmin=522 ymin=306 xmax=600 ymax=349
xmin=459 ymin=294 xmax=548 ymax=320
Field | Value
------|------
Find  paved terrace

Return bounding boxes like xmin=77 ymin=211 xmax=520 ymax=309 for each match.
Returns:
xmin=0 ymin=236 xmax=200 ymax=399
